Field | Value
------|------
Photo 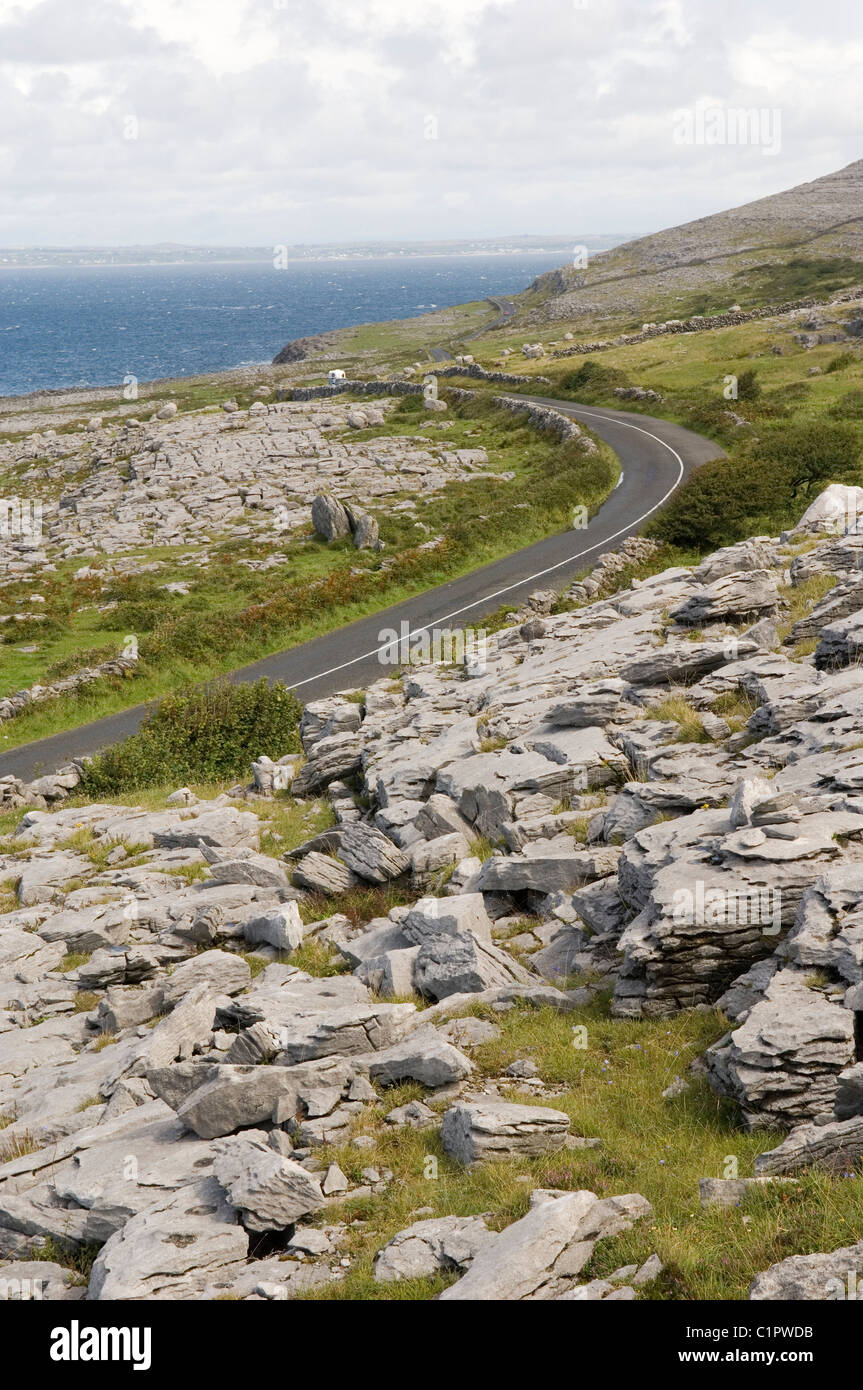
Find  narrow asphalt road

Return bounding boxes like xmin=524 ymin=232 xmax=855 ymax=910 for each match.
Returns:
xmin=431 ymin=294 xmax=516 ymax=359
xmin=0 ymin=399 xmax=723 ymax=781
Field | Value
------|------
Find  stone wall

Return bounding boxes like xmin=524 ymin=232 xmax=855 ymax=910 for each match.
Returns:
xmin=550 ymin=286 xmax=863 ymax=359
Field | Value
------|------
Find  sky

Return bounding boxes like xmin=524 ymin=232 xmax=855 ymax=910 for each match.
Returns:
xmin=0 ymin=0 xmax=861 ymax=246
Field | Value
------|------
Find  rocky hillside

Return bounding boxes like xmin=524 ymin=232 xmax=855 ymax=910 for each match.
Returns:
xmin=519 ymin=159 xmax=863 ymax=331
xmin=4 ymin=484 xmax=863 ymax=1300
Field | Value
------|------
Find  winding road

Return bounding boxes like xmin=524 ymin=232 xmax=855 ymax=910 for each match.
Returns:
xmin=0 ymin=399 xmax=723 ymax=781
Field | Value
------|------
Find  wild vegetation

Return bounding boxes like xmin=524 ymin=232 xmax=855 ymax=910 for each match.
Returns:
xmin=81 ymin=679 xmax=303 ymax=795
xmin=0 ymin=393 xmax=616 ymax=749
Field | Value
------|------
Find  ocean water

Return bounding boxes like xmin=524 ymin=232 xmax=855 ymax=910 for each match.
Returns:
xmin=0 ymin=253 xmax=565 ymax=398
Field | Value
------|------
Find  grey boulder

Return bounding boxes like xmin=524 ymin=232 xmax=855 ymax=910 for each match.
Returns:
xmin=441 ymin=1101 xmax=570 ymax=1164
xmin=373 ymin=1214 xmax=495 ymax=1283
xmin=365 ymin=1025 xmax=473 ymax=1088
xmin=414 ymin=933 xmax=533 ymax=1000
xmin=440 ymin=1188 xmax=651 ymax=1300
xmin=311 ymin=493 xmax=351 ymax=541
xmin=212 ymin=1131 xmax=326 ymax=1230
xmin=338 ymin=822 xmax=410 ymax=883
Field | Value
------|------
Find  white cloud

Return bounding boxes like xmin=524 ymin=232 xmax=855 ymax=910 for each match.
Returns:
xmin=0 ymin=0 xmax=860 ymax=243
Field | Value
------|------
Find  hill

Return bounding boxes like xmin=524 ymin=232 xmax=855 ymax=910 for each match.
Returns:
xmin=270 ymin=159 xmax=863 ymax=365
xmin=517 ymin=158 xmax=863 ymax=333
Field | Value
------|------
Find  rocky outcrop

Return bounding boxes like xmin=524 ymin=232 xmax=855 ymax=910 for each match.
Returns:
xmin=6 ymin=486 xmax=863 ymax=1301
xmin=750 ymin=1241 xmax=863 ymax=1300
xmin=439 ymin=1189 xmax=653 ymax=1300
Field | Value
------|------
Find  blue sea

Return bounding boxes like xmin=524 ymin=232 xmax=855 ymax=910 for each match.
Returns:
xmin=0 ymin=253 xmax=565 ymax=398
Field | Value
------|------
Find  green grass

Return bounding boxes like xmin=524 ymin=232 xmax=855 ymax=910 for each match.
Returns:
xmin=289 ymin=939 xmax=351 ymax=978
xmin=775 ymin=573 xmax=838 ymax=643
xmin=710 ymin=688 xmax=760 ymax=733
xmin=31 ymin=1236 xmax=99 ymax=1281
xmin=467 ymin=835 xmax=498 ymax=862
xmin=258 ymin=796 xmax=336 ymax=858
xmin=297 ymin=882 xmax=415 ymax=931
xmin=299 ymin=999 xmax=863 ymax=1301
xmin=241 ymin=953 xmax=271 ymax=980
xmin=646 ymin=693 xmax=711 ymax=744
xmin=478 ymin=735 xmax=509 ymax=753
xmin=162 ymin=863 xmax=211 ymax=885
xmin=0 ymin=397 xmax=617 ymax=750
xmin=57 ymin=951 xmax=91 ymax=973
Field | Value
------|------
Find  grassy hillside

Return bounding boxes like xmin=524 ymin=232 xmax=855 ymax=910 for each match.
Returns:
xmin=0 ymin=392 xmax=617 ymax=749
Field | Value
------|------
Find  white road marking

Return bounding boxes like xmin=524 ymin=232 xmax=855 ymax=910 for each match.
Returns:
xmin=287 ymin=406 xmax=685 ymax=693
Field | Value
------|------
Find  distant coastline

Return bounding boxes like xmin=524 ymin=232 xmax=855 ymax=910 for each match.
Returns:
xmin=0 ymin=253 xmax=575 ymax=271
xmin=0 ymin=235 xmax=634 ymax=272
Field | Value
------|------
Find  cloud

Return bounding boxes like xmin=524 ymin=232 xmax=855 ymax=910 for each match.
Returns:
xmin=0 ymin=0 xmax=860 ymax=243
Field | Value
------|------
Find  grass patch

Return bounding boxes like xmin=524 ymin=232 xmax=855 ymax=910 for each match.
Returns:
xmin=646 ymin=693 xmax=711 ymax=743
xmin=776 ymin=573 xmax=838 ymax=642
xmin=0 ymin=1129 xmax=40 ymax=1161
xmin=289 ymin=939 xmax=351 ymax=978
xmin=0 ymin=876 xmax=19 ymax=913
xmin=302 ymin=1000 xmax=863 ymax=1301
xmin=258 ymin=797 xmax=336 ymax=858
xmin=31 ymin=1236 xmax=100 ymax=1281
xmin=298 ymin=883 xmax=414 ymax=931
xmin=162 ymin=863 xmax=211 ymax=885
xmin=56 ymin=950 xmax=90 ymax=973
xmin=710 ymin=688 xmax=760 ymax=733
xmin=478 ymin=735 xmax=508 ymax=753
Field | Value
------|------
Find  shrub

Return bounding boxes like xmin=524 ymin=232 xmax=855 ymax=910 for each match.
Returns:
xmin=751 ymin=418 xmax=861 ymax=493
xmin=675 ymin=395 xmax=738 ymax=442
xmin=829 ymin=389 xmax=863 ymax=421
xmin=647 ymin=454 xmax=779 ymax=550
xmin=649 ymin=418 xmax=863 ymax=551
xmin=734 ymin=368 xmax=761 ymax=401
xmin=825 ymin=351 xmax=856 ymax=373
xmin=558 ymin=358 xmax=630 ymax=402
xmin=81 ymin=678 xmax=302 ymax=794
xmin=44 ymin=646 xmax=116 ymax=681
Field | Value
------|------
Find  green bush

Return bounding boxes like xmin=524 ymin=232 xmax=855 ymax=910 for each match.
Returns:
xmin=81 ymin=678 xmax=303 ymax=794
xmin=648 ymin=418 xmax=863 ymax=551
xmin=558 ymin=358 xmax=630 ymax=402
xmin=829 ymin=389 xmax=863 ymax=420
xmin=751 ymin=417 xmax=861 ymax=492
xmin=647 ymin=454 xmax=778 ymax=550
xmin=44 ymin=646 xmax=116 ymax=681
xmin=826 ymin=351 xmax=856 ymax=374
xmin=735 ymin=368 xmax=761 ymax=401
xmin=735 ymin=257 xmax=863 ymax=304
xmin=112 ymin=600 xmax=170 ymax=633
xmin=674 ymin=395 xmax=738 ymax=443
